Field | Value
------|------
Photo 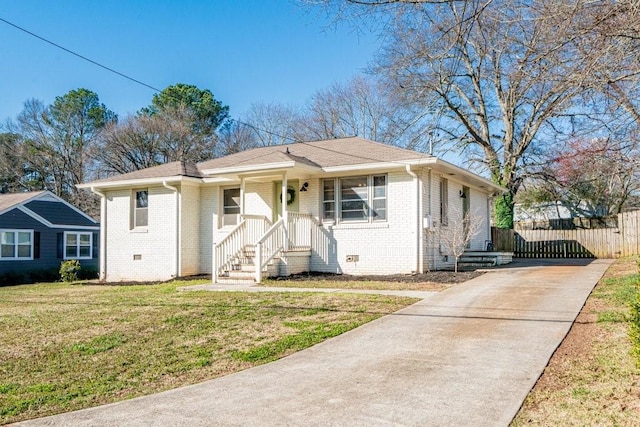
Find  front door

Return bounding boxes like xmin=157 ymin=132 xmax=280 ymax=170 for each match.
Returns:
xmin=274 ymin=180 xmax=299 ymax=221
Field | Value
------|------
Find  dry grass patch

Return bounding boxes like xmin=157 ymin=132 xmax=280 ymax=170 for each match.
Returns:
xmin=0 ymin=280 xmax=416 ymax=424
xmin=512 ymin=257 xmax=640 ymax=426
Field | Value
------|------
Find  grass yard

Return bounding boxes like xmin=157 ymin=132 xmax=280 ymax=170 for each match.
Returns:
xmin=512 ymin=256 xmax=640 ymax=426
xmin=262 ymin=271 xmax=482 ymax=291
xmin=0 ymin=279 xmax=417 ymax=424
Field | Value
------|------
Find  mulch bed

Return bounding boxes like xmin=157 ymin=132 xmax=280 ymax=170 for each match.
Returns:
xmin=274 ymin=271 xmax=483 ymax=284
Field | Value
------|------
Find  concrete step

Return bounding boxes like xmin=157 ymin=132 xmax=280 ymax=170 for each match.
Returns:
xmin=458 ymin=261 xmax=496 ymax=268
xmin=226 ymin=270 xmax=258 ymax=280
xmin=215 ymin=277 xmax=256 ymax=285
xmin=459 ymin=256 xmax=497 ymax=264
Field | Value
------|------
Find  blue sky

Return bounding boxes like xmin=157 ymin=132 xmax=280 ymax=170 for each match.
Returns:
xmin=0 ymin=0 xmax=380 ymax=123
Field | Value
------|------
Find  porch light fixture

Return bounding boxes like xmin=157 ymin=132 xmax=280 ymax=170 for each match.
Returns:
xmin=300 ymin=182 xmax=309 ymax=192
xmin=459 ymin=190 xmax=467 ymax=198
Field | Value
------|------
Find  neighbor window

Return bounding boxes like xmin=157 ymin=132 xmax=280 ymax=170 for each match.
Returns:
xmin=0 ymin=229 xmax=33 ymax=260
xmin=222 ymin=187 xmax=241 ymax=226
xmin=440 ymin=178 xmax=449 ymax=226
xmin=322 ymin=175 xmax=387 ymax=223
xmin=134 ymin=190 xmax=148 ymax=228
xmin=64 ymin=232 xmax=92 ymax=259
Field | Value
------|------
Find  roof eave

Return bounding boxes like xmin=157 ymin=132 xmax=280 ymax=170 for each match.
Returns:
xmin=431 ymin=158 xmax=505 ymax=194
xmin=77 ymin=175 xmax=203 ymax=190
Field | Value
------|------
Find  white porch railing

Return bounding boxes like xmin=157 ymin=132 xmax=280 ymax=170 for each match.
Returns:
xmin=287 ymin=212 xmax=313 ymax=250
xmin=215 ymin=212 xmax=316 ymax=283
xmin=213 ymin=215 xmax=271 ymax=282
xmin=255 ymin=218 xmax=285 ymax=283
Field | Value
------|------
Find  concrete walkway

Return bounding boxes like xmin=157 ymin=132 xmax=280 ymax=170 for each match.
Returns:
xmin=18 ymin=259 xmax=613 ymax=427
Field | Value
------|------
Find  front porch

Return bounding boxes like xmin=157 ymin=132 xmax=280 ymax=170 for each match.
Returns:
xmin=214 ymin=212 xmax=319 ymax=283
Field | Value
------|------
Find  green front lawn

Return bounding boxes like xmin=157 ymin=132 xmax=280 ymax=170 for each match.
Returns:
xmin=0 ymin=280 xmax=417 ymax=424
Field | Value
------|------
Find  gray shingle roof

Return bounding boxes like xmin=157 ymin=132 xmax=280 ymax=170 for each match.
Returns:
xmin=88 ymin=161 xmax=203 ymax=184
xmin=83 ymin=138 xmax=433 ymax=186
xmin=199 ymin=137 xmax=430 ymax=171
xmin=0 ymin=191 xmax=46 ymax=213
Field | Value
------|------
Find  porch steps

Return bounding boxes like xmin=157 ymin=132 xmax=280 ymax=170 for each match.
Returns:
xmin=217 ymin=250 xmax=281 ymax=283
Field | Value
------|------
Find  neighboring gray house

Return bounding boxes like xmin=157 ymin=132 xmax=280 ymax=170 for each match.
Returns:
xmin=0 ymin=191 xmax=100 ymax=284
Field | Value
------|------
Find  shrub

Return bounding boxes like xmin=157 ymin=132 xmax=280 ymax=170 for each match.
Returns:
xmin=59 ymin=260 xmax=81 ymax=282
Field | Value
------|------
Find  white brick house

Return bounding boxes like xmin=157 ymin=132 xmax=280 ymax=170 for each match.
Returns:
xmin=79 ymin=138 xmax=504 ymax=282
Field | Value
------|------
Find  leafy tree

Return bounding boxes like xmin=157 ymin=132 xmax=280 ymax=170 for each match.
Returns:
xmin=144 ymin=83 xmax=229 ymax=138
xmin=518 ymin=138 xmax=640 ymax=217
xmin=13 ymin=89 xmax=115 ymax=213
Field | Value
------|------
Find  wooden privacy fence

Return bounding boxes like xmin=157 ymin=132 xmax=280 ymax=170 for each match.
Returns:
xmin=492 ymin=210 xmax=640 ymax=259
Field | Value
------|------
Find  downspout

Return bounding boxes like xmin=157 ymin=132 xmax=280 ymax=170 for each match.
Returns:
xmin=406 ymin=165 xmax=421 ymax=274
xmin=90 ymin=187 xmax=107 ymax=281
xmin=429 ymin=168 xmax=436 ymax=271
xmin=163 ymin=181 xmax=180 ymax=278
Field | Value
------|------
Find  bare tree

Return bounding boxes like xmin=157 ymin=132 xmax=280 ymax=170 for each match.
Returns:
xmin=237 ymin=76 xmax=430 ymax=149
xmin=374 ymin=0 xmax=628 ymax=227
xmin=96 ymin=106 xmax=216 ymax=176
xmin=437 ymin=206 xmax=484 ymax=272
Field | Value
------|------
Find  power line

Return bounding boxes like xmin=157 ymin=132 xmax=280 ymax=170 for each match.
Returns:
xmin=0 ymin=17 xmax=162 ymax=93
xmin=0 ymin=16 xmax=303 ymax=144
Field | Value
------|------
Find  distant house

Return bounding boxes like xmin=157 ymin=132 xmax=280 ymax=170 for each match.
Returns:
xmin=0 ymin=191 xmax=99 ymax=284
xmin=79 ymin=137 xmax=505 ymax=283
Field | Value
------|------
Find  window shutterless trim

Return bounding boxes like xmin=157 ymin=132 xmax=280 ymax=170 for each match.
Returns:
xmin=0 ymin=229 xmax=34 ymax=261
xmin=63 ymin=231 xmax=93 ymax=260
xmin=322 ymin=174 xmax=387 ymax=224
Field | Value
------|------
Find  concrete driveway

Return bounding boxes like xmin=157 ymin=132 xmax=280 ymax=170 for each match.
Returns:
xmin=18 ymin=258 xmax=613 ymax=427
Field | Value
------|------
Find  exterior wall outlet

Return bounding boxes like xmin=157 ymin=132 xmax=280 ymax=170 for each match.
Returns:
xmin=346 ymin=255 xmax=359 ymax=262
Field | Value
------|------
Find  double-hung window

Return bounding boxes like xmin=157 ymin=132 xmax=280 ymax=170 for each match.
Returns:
xmin=64 ymin=232 xmax=92 ymax=259
xmin=322 ymin=175 xmax=387 ymax=223
xmin=134 ymin=190 xmax=148 ymax=228
xmin=222 ymin=187 xmax=241 ymax=226
xmin=0 ymin=229 xmax=33 ymax=260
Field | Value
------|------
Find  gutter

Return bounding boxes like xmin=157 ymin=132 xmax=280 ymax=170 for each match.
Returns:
xmin=90 ymin=187 xmax=107 ymax=281
xmin=163 ymin=181 xmax=180 ymax=278
xmin=406 ymin=165 xmax=421 ymax=274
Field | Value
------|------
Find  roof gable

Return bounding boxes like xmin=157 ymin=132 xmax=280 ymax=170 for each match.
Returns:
xmin=0 ymin=191 xmax=98 ymax=228
xmin=24 ymin=200 xmax=98 ymax=227
xmin=0 ymin=191 xmax=47 ymax=215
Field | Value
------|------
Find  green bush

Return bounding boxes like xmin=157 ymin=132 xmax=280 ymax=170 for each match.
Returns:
xmin=59 ymin=260 xmax=81 ymax=282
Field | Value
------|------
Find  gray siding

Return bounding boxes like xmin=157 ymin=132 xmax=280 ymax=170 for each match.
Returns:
xmin=24 ymin=200 xmax=97 ymax=226
xmin=0 ymin=208 xmax=98 ymax=281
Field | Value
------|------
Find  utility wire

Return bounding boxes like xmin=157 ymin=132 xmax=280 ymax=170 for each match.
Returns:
xmin=0 ymin=17 xmax=162 ymax=93
xmin=0 ymin=16 xmax=301 ymax=143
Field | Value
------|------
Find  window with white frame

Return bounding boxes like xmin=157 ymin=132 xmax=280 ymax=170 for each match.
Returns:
xmin=440 ymin=178 xmax=449 ymax=226
xmin=222 ymin=187 xmax=241 ymax=226
xmin=64 ymin=232 xmax=92 ymax=259
xmin=322 ymin=175 xmax=387 ymax=223
xmin=134 ymin=190 xmax=148 ymax=228
xmin=0 ymin=229 xmax=33 ymax=260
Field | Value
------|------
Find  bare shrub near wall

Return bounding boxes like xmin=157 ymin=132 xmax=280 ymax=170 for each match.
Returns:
xmin=438 ymin=207 xmax=484 ymax=272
